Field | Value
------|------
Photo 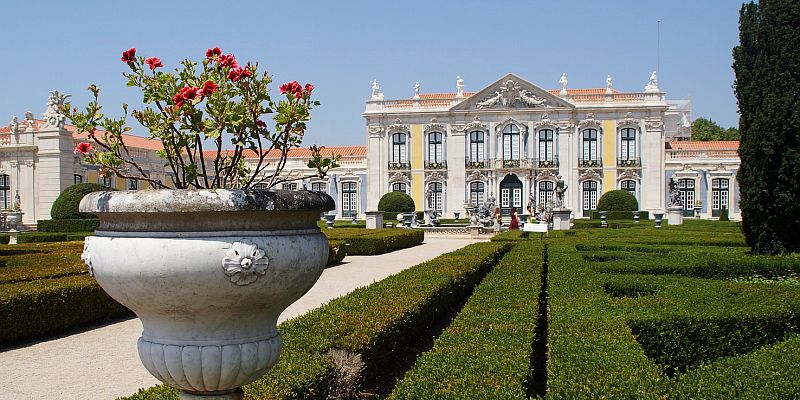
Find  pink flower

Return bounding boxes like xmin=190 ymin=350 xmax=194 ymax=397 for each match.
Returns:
xmin=120 ymin=48 xmax=136 ymax=63
xmin=206 ymin=47 xmax=222 ymax=60
xmin=200 ymin=80 xmax=218 ymax=96
xmin=145 ymin=57 xmax=163 ymax=70
xmin=74 ymin=142 xmax=92 ymax=155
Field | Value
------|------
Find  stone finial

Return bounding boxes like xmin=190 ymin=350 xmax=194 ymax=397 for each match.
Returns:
xmin=605 ymin=75 xmax=613 ymax=94
xmin=413 ymin=82 xmax=420 ymax=99
xmin=645 ymin=71 xmax=660 ymax=92
xmin=43 ymin=90 xmax=71 ymax=129
xmin=456 ymin=76 xmax=464 ymax=97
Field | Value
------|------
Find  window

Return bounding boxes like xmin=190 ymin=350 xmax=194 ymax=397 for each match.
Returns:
xmin=428 ymin=132 xmax=443 ymax=163
xmin=538 ymin=181 xmax=554 ymax=207
xmin=469 ymin=131 xmax=484 ymax=161
xmin=469 ymin=182 xmax=484 ymax=207
xmin=281 ymin=182 xmax=297 ymax=191
xmin=538 ymin=129 xmax=554 ymax=161
xmin=128 ymin=179 xmax=138 ymax=190
xmin=341 ymin=181 xmax=358 ymax=218
xmin=392 ymin=182 xmax=407 ymax=193
xmin=620 ymin=127 xmax=636 ymax=160
xmin=502 ymin=124 xmax=520 ymax=161
xmin=101 ymin=175 xmax=113 ymax=188
xmin=679 ymin=178 xmax=695 ymax=214
xmin=0 ymin=174 xmax=9 ymax=209
xmin=582 ymin=128 xmax=599 ymax=160
xmin=311 ymin=182 xmax=326 ymax=192
xmin=428 ymin=182 xmax=443 ymax=211
xmin=392 ymin=133 xmax=407 ymax=163
xmin=582 ymin=180 xmax=598 ymax=217
xmin=252 ymin=183 xmax=269 ymax=190
xmin=711 ymin=178 xmax=729 ymax=217
xmin=621 ymin=180 xmax=636 ymax=194
xmin=74 ymin=174 xmax=83 ymax=184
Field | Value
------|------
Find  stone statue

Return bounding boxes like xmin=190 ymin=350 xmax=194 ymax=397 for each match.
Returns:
xmin=414 ymin=82 xmax=420 ymax=98
xmin=559 ymin=73 xmax=568 ymax=93
xmin=606 ymin=75 xmax=613 ymax=90
xmin=8 ymin=116 xmax=19 ymax=134
xmin=43 ymin=90 xmax=71 ymax=128
xmin=370 ymin=79 xmax=382 ymax=100
xmin=668 ymin=178 xmax=682 ymax=206
xmin=456 ymin=76 xmax=464 ymax=97
xmin=24 ymin=111 xmax=35 ymax=128
xmin=555 ymin=178 xmax=568 ymax=209
xmin=649 ymin=71 xmax=658 ymax=87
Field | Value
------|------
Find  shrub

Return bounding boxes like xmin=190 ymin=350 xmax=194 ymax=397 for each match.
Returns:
xmin=596 ymin=190 xmax=638 ymax=211
xmin=0 ymin=242 xmax=88 ymax=284
xmin=37 ymin=218 xmax=100 ymax=232
xmin=342 ymin=229 xmax=423 ymax=255
xmin=590 ymin=210 xmax=650 ymax=220
xmin=50 ymin=183 xmax=113 ymax=220
xmin=377 ymin=192 xmax=415 ymax=214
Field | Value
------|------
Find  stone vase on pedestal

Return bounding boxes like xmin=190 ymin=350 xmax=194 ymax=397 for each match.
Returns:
xmin=552 ymin=210 xmax=571 ymax=230
xmin=79 ymin=189 xmax=334 ymax=400
xmin=667 ymin=205 xmax=684 ymax=226
xmin=365 ymin=211 xmax=384 ymax=229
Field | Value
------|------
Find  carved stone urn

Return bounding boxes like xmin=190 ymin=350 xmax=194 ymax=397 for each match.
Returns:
xmin=79 ymin=189 xmax=334 ymax=400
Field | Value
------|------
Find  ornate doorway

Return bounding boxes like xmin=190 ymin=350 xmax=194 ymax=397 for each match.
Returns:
xmin=499 ymin=174 xmax=523 ymax=216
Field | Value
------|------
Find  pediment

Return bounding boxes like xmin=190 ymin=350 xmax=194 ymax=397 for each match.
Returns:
xmin=451 ymin=73 xmax=574 ymax=111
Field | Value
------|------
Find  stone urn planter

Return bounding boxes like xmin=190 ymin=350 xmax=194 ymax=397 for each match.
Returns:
xmin=79 ymin=189 xmax=334 ymax=400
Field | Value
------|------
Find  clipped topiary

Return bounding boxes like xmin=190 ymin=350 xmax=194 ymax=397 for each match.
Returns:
xmin=596 ymin=190 xmax=638 ymax=212
xmin=377 ymin=192 xmax=416 ymax=214
xmin=51 ymin=183 xmax=114 ymax=220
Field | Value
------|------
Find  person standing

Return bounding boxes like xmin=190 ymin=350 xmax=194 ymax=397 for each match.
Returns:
xmin=492 ymin=207 xmax=502 ymax=234
xmin=509 ymin=208 xmax=519 ymax=230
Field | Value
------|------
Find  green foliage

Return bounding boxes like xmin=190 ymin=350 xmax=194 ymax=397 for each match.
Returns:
xmin=719 ymin=206 xmax=729 ymax=221
xmin=37 ymin=218 xmax=100 ymax=232
xmin=17 ymin=232 xmax=92 ymax=244
xmin=734 ymin=0 xmax=800 ymax=254
xmin=596 ymin=190 xmax=638 ymax=211
xmin=590 ymin=210 xmax=650 ymax=220
xmin=50 ymin=183 xmax=111 ymax=220
xmin=691 ymin=117 xmax=740 ymax=141
xmin=377 ymin=192 xmax=415 ymax=214
xmin=333 ymin=229 xmax=423 ymax=255
xmin=0 ymin=242 xmax=88 ymax=284
xmin=326 ymin=239 xmax=347 ymax=266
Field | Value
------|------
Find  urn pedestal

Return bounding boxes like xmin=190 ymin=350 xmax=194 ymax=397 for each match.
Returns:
xmin=79 ymin=190 xmax=334 ymax=399
xmin=552 ymin=210 xmax=572 ymax=230
xmin=667 ymin=205 xmax=684 ymax=226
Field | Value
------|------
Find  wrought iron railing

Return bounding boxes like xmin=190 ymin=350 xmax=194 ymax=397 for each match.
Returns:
xmin=387 ymin=161 xmax=410 ymax=170
xmin=578 ymin=158 xmax=602 ymax=168
xmin=536 ymin=156 xmax=559 ymax=169
xmin=424 ymin=161 xmax=447 ymax=170
xmin=617 ymin=158 xmax=641 ymax=167
xmin=465 ymin=160 xmax=486 ymax=169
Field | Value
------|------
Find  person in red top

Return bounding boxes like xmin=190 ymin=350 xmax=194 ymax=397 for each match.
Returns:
xmin=509 ymin=208 xmax=519 ymax=230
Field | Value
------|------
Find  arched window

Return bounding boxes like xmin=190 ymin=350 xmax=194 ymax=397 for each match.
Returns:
xmin=428 ymin=182 xmax=443 ymax=211
xmin=428 ymin=132 xmax=443 ymax=163
xmin=582 ymin=128 xmax=599 ymax=161
xmin=392 ymin=133 xmax=407 ymax=163
xmin=311 ymin=182 xmax=327 ymax=192
xmin=679 ymin=178 xmax=695 ymax=216
xmin=502 ymin=124 xmax=520 ymax=161
xmin=620 ymin=127 xmax=636 ymax=161
xmin=342 ymin=181 xmax=358 ymax=218
xmin=0 ymin=174 xmax=9 ymax=209
xmin=392 ymin=182 xmax=407 ymax=193
xmin=538 ymin=129 xmax=554 ymax=161
xmin=469 ymin=131 xmax=484 ymax=162
xmin=538 ymin=180 xmax=554 ymax=207
xmin=582 ymin=180 xmax=598 ymax=217
xmin=711 ymin=178 xmax=729 ymax=217
xmin=469 ymin=181 xmax=485 ymax=207
xmin=621 ymin=180 xmax=636 ymax=194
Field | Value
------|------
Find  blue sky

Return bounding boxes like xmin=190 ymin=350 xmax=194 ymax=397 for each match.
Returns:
xmin=1 ymin=1 xmax=743 ymax=145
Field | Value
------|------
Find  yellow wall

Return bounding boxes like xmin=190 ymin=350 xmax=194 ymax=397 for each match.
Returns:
xmin=602 ymin=120 xmax=616 ymax=194
xmin=411 ymin=124 xmax=424 ymax=210
xmin=87 ymin=171 xmax=98 ymax=184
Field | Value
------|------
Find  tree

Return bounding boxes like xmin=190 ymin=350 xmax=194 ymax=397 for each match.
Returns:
xmin=733 ymin=0 xmax=800 ymax=254
xmin=691 ymin=117 xmax=740 ymax=141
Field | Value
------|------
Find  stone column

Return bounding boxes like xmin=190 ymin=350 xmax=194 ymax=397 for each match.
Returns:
xmin=35 ymin=124 xmax=75 ymax=221
xmin=366 ymin=125 xmax=384 ymax=211
xmin=642 ymin=119 xmax=665 ymax=217
xmin=447 ymin=123 xmax=466 ymax=218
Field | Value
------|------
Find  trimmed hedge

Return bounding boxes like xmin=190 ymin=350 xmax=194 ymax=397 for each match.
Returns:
xmin=50 ymin=183 xmax=112 ymax=220
xmin=389 ymin=241 xmax=544 ymax=399
xmin=37 ymin=218 xmax=100 ymax=233
xmin=377 ymin=192 xmax=415 ymax=214
xmin=16 ymin=232 xmax=92 ymax=244
xmin=0 ymin=275 xmax=131 ymax=344
xmin=326 ymin=239 xmax=347 ymax=266
xmin=590 ymin=210 xmax=650 ymax=220
xmin=596 ymin=189 xmax=638 ymax=211
xmin=122 ymin=241 xmax=513 ymax=400
xmin=0 ymin=242 xmax=88 ymax=284
xmin=333 ymin=229 xmax=424 ymax=255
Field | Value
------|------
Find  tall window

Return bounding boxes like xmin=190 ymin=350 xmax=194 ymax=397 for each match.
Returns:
xmin=621 ymin=180 xmax=636 ymax=195
xmin=392 ymin=133 xmax=407 ymax=163
xmin=341 ymin=182 xmax=358 ymax=218
xmin=428 ymin=132 xmax=443 ymax=163
xmin=311 ymin=182 xmax=326 ymax=192
xmin=469 ymin=131 xmax=484 ymax=161
xmin=502 ymin=124 xmax=520 ymax=160
xmin=620 ymin=128 xmax=636 ymax=160
xmin=252 ymin=183 xmax=269 ymax=190
xmin=711 ymin=178 xmax=729 ymax=217
xmin=469 ymin=182 xmax=485 ymax=207
xmin=0 ymin=174 xmax=9 ymax=209
xmin=101 ymin=175 xmax=113 ymax=188
xmin=582 ymin=180 xmax=598 ymax=217
xmin=538 ymin=129 xmax=554 ymax=161
xmin=428 ymin=182 xmax=443 ymax=211
xmin=392 ymin=182 xmax=407 ymax=193
xmin=128 ymin=179 xmax=138 ymax=190
xmin=582 ymin=129 xmax=599 ymax=160
xmin=679 ymin=178 xmax=695 ymax=213
xmin=538 ymin=181 xmax=554 ymax=207
xmin=281 ymin=182 xmax=297 ymax=191
xmin=74 ymin=174 xmax=83 ymax=184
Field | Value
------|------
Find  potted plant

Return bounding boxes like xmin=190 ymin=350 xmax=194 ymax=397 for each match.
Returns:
xmin=71 ymin=48 xmax=339 ymax=400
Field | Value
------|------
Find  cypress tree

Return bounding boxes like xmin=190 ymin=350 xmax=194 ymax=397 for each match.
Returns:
xmin=733 ymin=0 xmax=800 ymax=254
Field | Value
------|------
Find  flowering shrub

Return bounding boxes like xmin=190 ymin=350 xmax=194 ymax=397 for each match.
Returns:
xmin=65 ymin=47 xmax=339 ymax=189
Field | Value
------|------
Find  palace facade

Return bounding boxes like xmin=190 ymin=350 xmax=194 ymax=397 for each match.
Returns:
xmin=363 ymin=73 xmax=740 ymax=220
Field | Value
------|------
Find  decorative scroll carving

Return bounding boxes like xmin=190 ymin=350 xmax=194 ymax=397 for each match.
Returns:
xmin=464 ymin=116 xmax=488 ymax=132
xmin=368 ymin=125 xmax=384 ymax=137
xmin=222 ymin=240 xmax=270 ymax=286
xmin=617 ymin=168 xmax=641 ymax=181
xmin=387 ymin=118 xmax=409 ymax=134
xmin=617 ymin=112 xmax=640 ymax=129
xmin=42 ymin=90 xmax=71 ymax=129
xmin=578 ymin=113 xmax=601 ymax=129
xmin=466 ymin=170 xmax=488 ymax=183
xmin=424 ymin=118 xmax=446 ymax=133
xmin=578 ymin=169 xmax=602 ymax=181
xmin=533 ymin=113 xmax=557 ymax=129
xmin=81 ymin=237 xmax=93 ymax=276
xmin=536 ymin=169 xmax=558 ymax=181
xmin=425 ymin=171 xmax=446 ymax=183
xmin=476 ymin=79 xmax=547 ymax=109
xmin=645 ymin=120 xmax=664 ymax=130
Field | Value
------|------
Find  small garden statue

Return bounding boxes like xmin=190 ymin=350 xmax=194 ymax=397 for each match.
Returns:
xmin=668 ymin=177 xmax=682 ymax=207
xmin=555 ymin=178 xmax=568 ymax=209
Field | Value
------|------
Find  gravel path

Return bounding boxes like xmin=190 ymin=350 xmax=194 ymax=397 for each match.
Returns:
xmin=0 ymin=236 xmax=479 ymax=400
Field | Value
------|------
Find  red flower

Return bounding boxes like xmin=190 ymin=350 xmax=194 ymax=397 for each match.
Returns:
xmin=218 ymin=54 xmax=238 ymax=68
xmin=74 ymin=142 xmax=93 ymax=155
xmin=173 ymin=86 xmax=200 ymax=107
xmin=206 ymin=47 xmax=222 ymax=60
xmin=200 ymin=81 xmax=218 ymax=96
xmin=227 ymin=67 xmax=252 ymax=82
xmin=145 ymin=57 xmax=163 ymax=70
xmin=280 ymin=80 xmax=303 ymax=97
xmin=256 ymin=120 xmax=266 ymax=128
xmin=294 ymin=90 xmax=302 ymax=99
xmin=304 ymin=83 xmax=314 ymax=94
xmin=279 ymin=82 xmax=291 ymax=94
xmin=120 ymin=48 xmax=136 ymax=63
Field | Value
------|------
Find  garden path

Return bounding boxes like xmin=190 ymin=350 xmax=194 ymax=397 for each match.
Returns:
xmin=0 ymin=237 xmax=479 ymax=400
